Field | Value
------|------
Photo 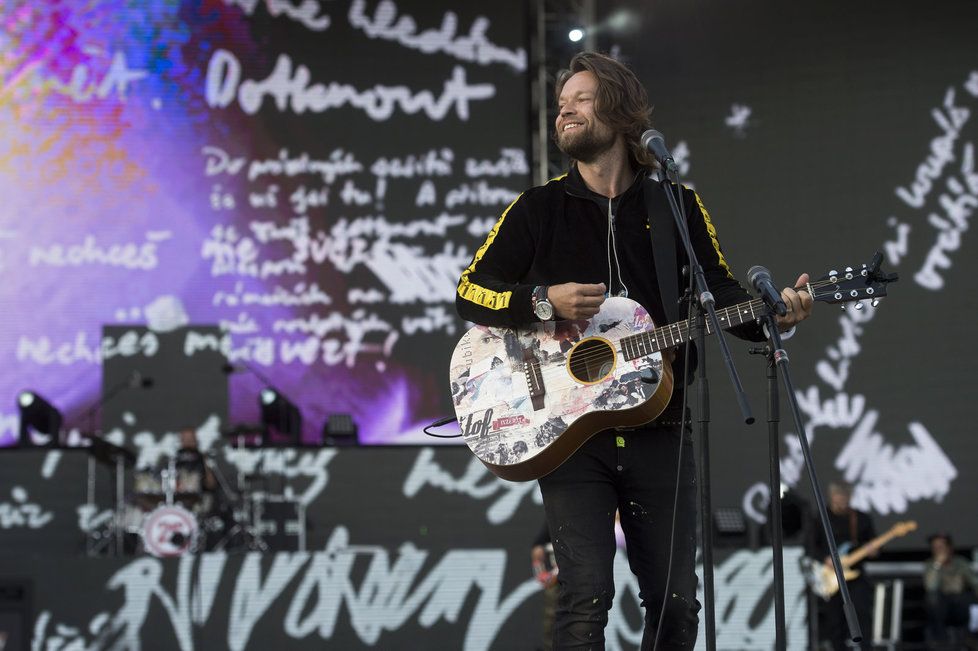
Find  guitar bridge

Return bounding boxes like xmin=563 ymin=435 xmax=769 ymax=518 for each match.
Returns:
xmin=522 ymin=350 xmax=546 ymax=411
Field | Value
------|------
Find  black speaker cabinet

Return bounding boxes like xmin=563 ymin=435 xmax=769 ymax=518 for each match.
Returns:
xmin=0 ymin=580 xmax=30 ymax=651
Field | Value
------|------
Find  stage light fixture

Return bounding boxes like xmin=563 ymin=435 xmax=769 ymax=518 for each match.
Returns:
xmin=258 ymin=388 xmax=301 ymax=445
xmin=568 ymin=28 xmax=585 ymax=43
xmin=714 ymin=507 xmax=746 ymax=534
xmin=322 ymin=413 xmax=358 ymax=447
xmin=16 ymin=390 xmax=63 ymax=448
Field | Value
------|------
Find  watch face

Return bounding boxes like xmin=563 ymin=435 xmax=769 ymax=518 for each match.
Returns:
xmin=535 ymin=301 xmax=554 ymax=320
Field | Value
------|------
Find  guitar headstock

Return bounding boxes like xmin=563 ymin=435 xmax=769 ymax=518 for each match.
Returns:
xmin=809 ymin=251 xmax=899 ymax=310
xmin=890 ymin=520 xmax=918 ymax=537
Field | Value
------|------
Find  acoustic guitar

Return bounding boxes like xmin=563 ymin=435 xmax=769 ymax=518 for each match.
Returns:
xmin=449 ymin=253 xmax=897 ymax=481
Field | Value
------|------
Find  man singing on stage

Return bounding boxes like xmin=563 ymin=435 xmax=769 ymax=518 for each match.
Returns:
xmin=456 ymin=51 xmax=812 ymax=649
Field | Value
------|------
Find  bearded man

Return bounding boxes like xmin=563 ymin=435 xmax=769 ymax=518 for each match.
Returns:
xmin=456 ymin=51 xmax=812 ymax=649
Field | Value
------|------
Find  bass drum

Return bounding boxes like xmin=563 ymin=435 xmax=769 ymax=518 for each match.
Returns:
xmin=140 ymin=504 xmax=199 ymax=557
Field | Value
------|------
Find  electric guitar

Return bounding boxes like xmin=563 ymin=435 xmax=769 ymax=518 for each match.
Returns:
xmin=804 ymin=520 xmax=918 ymax=600
xmin=449 ymin=253 xmax=897 ymax=481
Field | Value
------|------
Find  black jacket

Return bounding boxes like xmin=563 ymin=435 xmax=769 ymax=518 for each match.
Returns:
xmin=456 ymin=165 xmax=765 ymax=398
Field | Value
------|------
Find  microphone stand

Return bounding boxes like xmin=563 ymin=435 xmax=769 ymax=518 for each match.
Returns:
xmin=756 ymin=307 xmax=863 ymax=647
xmin=747 ymin=340 xmax=787 ymax=651
xmin=657 ymin=169 xmax=754 ymax=651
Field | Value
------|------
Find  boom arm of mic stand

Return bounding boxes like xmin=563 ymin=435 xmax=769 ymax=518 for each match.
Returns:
xmin=236 ymin=360 xmax=278 ymax=390
xmin=659 ymin=174 xmax=754 ymax=424
xmin=760 ymin=312 xmax=863 ymax=645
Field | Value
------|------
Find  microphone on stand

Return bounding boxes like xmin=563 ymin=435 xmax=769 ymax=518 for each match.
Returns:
xmin=640 ymin=129 xmax=679 ymax=173
xmin=746 ymin=265 xmax=788 ymax=317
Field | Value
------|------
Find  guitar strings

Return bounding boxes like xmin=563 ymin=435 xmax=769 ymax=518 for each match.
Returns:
xmin=454 ymin=278 xmax=885 ymax=404
xmin=521 ymin=280 xmax=876 ymax=380
xmin=530 ymin=291 xmax=818 ymax=373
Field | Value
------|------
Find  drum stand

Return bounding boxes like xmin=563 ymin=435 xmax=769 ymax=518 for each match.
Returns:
xmin=208 ymin=451 xmax=268 ymax=552
xmin=83 ymin=456 xmax=113 ymax=557
xmin=83 ymin=436 xmax=134 ymax=557
xmin=161 ymin=458 xmax=176 ymax=505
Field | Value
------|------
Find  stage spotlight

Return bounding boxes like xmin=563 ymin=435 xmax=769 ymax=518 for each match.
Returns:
xmin=714 ymin=507 xmax=747 ymax=535
xmin=258 ymin=388 xmax=301 ymax=445
xmin=17 ymin=391 xmax=63 ymax=448
xmin=568 ymin=28 xmax=585 ymax=43
xmin=322 ymin=413 xmax=358 ymax=447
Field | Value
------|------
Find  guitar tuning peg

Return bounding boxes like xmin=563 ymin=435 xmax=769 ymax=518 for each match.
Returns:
xmin=854 ymin=301 xmax=864 ymax=310
xmin=840 ymin=304 xmax=846 ymax=310
xmin=871 ymin=298 xmax=880 ymax=307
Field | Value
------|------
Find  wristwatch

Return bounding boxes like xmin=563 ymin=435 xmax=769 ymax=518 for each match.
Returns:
xmin=532 ymin=285 xmax=554 ymax=321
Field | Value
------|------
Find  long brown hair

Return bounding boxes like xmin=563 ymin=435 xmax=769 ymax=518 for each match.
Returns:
xmin=554 ymin=52 xmax=656 ymax=170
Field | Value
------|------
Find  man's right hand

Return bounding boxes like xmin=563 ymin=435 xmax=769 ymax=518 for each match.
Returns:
xmin=548 ymin=282 xmax=606 ymax=320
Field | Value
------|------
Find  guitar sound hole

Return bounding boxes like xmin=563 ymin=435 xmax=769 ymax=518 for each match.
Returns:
xmin=568 ymin=338 xmax=615 ymax=384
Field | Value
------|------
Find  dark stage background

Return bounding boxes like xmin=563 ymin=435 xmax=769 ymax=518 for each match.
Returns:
xmin=1 ymin=1 xmax=976 ymax=649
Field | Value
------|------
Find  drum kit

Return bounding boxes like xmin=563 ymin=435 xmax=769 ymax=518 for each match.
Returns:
xmin=88 ymin=447 xmax=305 ymax=557
xmin=123 ymin=457 xmax=209 ymax=556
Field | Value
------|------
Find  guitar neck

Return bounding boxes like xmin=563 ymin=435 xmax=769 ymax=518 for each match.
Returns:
xmin=619 ymin=296 xmax=767 ymax=360
xmin=843 ymin=527 xmax=905 ymax=566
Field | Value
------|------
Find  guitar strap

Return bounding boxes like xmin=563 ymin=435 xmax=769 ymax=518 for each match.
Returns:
xmin=849 ymin=509 xmax=858 ymax=544
xmin=642 ymin=177 xmax=681 ymax=324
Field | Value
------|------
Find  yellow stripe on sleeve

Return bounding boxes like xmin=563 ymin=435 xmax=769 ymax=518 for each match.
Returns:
xmin=692 ymin=191 xmax=734 ymax=279
xmin=456 ymin=194 xmax=523 ymax=310
xmin=457 ymin=174 xmax=566 ymax=311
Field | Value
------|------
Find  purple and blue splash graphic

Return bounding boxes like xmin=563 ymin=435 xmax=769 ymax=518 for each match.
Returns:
xmin=0 ymin=1 xmax=531 ymax=446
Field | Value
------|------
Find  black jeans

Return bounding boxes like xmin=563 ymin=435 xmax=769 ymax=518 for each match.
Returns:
xmin=538 ymin=423 xmax=700 ymax=650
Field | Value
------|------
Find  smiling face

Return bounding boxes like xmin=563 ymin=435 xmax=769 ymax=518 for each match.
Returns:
xmin=554 ymin=71 xmax=618 ymax=163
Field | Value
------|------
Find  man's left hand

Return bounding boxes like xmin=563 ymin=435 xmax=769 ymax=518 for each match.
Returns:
xmin=775 ymin=273 xmax=814 ymax=331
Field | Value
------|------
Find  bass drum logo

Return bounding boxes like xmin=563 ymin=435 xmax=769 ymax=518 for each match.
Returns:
xmin=142 ymin=504 xmax=198 ymax=557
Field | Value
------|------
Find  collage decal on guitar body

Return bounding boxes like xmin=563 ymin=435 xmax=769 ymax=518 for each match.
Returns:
xmin=450 ymin=298 xmax=670 ymax=481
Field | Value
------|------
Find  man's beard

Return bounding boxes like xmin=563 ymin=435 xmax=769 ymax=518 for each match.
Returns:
xmin=556 ymin=125 xmax=616 ymax=163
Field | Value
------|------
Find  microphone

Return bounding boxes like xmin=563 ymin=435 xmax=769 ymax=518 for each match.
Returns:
xmin=746 ymin=266 xmax=787 ymax=317
xmin=640 ymin=129 xmax=678 ymax=172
